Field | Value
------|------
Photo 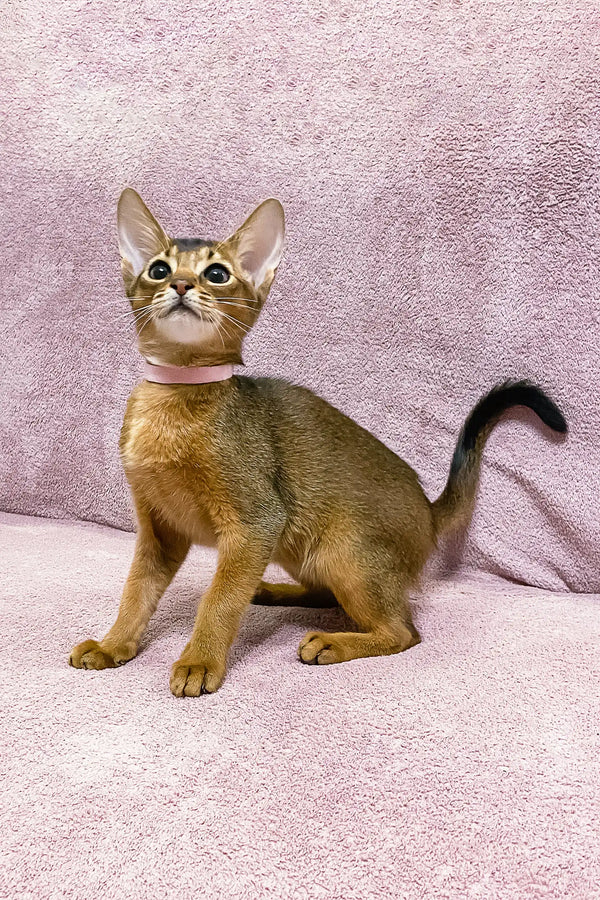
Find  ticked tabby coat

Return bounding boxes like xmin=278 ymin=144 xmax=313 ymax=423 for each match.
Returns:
xmin=69 ymin=190 xmax=567 ymax=696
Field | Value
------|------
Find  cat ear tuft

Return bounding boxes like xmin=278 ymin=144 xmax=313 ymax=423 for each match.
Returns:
xmin=117 ymin=189 xmax=170 ymax=277
xmin=227 ymin=199 xmax=285 ymax=290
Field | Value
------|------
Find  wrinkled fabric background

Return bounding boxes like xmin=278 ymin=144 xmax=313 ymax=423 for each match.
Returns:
xmin=2 ymin=1 xmax=600 ymax=591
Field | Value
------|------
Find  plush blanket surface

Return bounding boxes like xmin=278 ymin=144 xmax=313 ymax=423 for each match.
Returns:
xmin=1 ymin=512 xmax=599 ymax=899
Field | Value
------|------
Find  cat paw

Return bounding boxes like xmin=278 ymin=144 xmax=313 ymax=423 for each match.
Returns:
xmin=69 ymin=639 xmax=135 ymax=670
xmin=170 ymin=657 xmax=226 ymax=697
xmin=297 ymin=632 xmax=346 ymax=665
xmin=298 ymin=625 xmax=419 ymax=665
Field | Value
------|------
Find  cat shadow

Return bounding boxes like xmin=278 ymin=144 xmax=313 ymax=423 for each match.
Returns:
xmin=232 ymin=604 xmax=351 ymax=660
xmin=142 ymin=589 xmax=352 ymax=664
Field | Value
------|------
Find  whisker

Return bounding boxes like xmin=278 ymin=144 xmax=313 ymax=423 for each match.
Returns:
xmin=95 ymin=295 xmax=155 ymax=308
xmin=111 ymin=305 xmax=154 ymax=325
xmin=197 ymin=292 xmax=259 ymax=306
xmin=218 ymin=310 xmax=252 ymax=334
xmin=136 ymin=311 xmax=156 ymax=341
xmin=132 ymin=311 xmax=156 ymax=328
xmin=214 ymin=319 xmax=226 ymax=351
xmin=119 ymin=302 xmax=154 ymax=316
xmin=132 ymin=308 xmax=155 ymax=329
xmin=211 ymin=300 xmax=254 ymax=311
xmin=125 ymin=310 xmax=155 ymax=350
xmin=216 ymin=297 xmax=258 ymax=303
xmin=220 ymin=319 xmax=248 ymax=343
xmin=72 ymin=302 xmax=154 ymax=325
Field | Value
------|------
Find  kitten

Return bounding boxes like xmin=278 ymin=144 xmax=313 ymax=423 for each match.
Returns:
xmin=69 ymin=189 xmax=567 ymax=697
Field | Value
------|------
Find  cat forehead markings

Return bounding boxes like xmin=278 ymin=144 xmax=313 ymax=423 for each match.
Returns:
xmin=159 ymin=241 xmax=218 ymax=275
xmin=173 ymin=238 xmax=214 ymax=252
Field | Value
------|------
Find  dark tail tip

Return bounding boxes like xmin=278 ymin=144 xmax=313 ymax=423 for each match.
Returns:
xmin=521 ymin=383 xmax=568 ymax=435
xmin=461 ymin=380 xmax=567 ymax=454
xmin=497 ymin=380 xmax=567 ymax=434
xmin=448 ymin=380 xmax=566 ymax=484
xmin=434 ymin=379 xmax=566 ymax=538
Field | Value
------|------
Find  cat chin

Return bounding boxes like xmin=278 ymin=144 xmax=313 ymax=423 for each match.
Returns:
xmin=156 ymin=315 xmax=217 ymax=345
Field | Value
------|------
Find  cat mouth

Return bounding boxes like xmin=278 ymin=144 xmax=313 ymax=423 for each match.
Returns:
xmin=162 ymin=300 xmax=202 ymax=320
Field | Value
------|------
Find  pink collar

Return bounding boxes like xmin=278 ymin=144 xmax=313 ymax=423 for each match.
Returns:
xmin=143 ymin=361 xmax=234 ymax=385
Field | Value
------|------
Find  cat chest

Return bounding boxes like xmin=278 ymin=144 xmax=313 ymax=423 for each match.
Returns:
xmin=119 ymin=410 xmax=222 ymax=546
xmin=120 ymin=410 xmax=209 ymax=468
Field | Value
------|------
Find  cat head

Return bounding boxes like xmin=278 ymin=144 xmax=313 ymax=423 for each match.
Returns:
xmin=116 ymin=189 xmax=285 ymax=366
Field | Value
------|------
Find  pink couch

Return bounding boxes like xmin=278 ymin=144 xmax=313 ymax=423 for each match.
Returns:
xmin=2 ymin=1 xmax=599 ymax=896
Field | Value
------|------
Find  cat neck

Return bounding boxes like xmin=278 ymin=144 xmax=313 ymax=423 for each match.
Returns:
xmin=140 ymin=340 xmax=243 ymax=369
xmin=143 ymin=360 xmax=234 ymax=385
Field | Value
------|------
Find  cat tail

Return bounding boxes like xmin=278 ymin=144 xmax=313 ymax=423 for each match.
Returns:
xmin=431 ymin=380 xmax=567 ymax=538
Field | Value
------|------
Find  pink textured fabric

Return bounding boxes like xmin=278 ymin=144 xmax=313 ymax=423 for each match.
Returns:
xmin=143 ymin=361 xmax=234 ymax=384
xmin=1 ymin=1 xmax=600 ymax=591
xmin=1 ymin=512 xmax=599 ymax=899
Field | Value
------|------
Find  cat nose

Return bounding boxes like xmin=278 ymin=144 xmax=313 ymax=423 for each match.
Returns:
xmin=172 ymin=280 xmax=193 ymax=296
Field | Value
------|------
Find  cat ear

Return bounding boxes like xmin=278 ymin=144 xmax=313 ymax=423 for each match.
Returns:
xmin=226 ymin=199 xmax=285 ymax=291
xmin=117 ymin=188 xmax=170 ymax=277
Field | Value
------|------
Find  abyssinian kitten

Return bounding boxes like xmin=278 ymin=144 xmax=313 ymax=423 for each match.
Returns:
xmin=69 ymin=189 xmax=567 ymax=697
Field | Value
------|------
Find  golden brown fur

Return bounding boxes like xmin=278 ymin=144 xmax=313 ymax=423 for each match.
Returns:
xmin=69 ymin=190 xmax=566 ymax=696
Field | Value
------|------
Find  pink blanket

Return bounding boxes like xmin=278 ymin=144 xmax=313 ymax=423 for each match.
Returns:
xmin=2 ymin=512 xmax=599 ymax=899
xmin=2 ymin=2 xmax=600 ymax=590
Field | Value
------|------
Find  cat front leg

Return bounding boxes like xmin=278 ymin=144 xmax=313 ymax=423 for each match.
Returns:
xmin=170 ymin=534 xmax=272 ymax=697
xmin=69 ymin=512 xmax=190 ymax=671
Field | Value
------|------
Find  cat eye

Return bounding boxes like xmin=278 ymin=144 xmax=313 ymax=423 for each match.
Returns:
xmin=147 ymin=260 xmax=172 ymax=280
xmin=203 ymin=264 xmax=230 ymax=285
